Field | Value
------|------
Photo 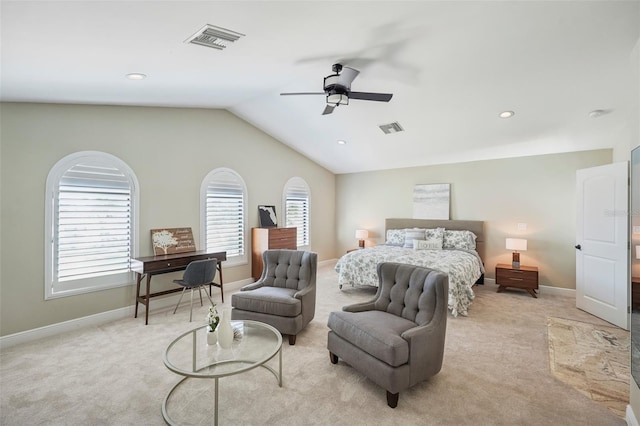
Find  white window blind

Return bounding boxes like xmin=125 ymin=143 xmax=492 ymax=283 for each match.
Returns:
xmin=284 ymin=177 xmax=310 ymax=248
xmin=204 ymin=169 xmax=246 ymax=259
xmin=56 ymin=164 xmax=132 ymax=282
xmin=45 ymin=152 xmax=138 ymax=299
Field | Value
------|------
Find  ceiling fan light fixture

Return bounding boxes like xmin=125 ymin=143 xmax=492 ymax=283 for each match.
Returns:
xmin=327 ymin=93 xmax=349 ymax=106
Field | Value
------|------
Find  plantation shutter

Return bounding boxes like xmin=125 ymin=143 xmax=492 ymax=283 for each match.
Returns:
xmin=285 ymin=181 xmax=309 ymax=247
xmin=56 ymin=163 xmax=132 ymax=282
xmin=206 ymin=171 xmax=245 ymax=257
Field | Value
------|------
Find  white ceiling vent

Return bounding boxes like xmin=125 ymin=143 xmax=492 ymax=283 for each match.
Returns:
xmin=185 ymin=24 xmax=245 ymax=50
xmin=379 ymin=122 xmax=404 ymax=134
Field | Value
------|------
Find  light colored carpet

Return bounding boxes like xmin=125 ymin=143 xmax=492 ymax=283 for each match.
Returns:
xmin=547 ymin=316 xmax=630 ymax=418
xmin=0 ymin=262 xmax=626 ymax=425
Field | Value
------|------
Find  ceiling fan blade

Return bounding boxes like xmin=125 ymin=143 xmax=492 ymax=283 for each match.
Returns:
xmin=348 ymin=91 xmax=393 ymax=102
xmin=337 ymin=66 xmax=360 ymax=86
xmin=280 ymin=92 xmax=326 ymax=96
xmin=322 ymin=105 xmax=335 ymax=115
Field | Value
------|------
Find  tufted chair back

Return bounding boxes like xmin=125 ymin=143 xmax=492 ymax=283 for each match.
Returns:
xmin=260 ymin=250 xmax=317 ymax=291
xmin=373 ymin=262 xmax=448 ymax=326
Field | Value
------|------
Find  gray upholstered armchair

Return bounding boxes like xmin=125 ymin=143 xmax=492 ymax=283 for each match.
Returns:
xmin=327 ymin=262 xmax=448 ymax=408
xmin=231 ymin=249 xmax=317 ymax=345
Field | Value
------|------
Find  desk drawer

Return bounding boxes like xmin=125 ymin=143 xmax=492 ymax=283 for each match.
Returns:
xmin=145 ymin=257 xmax=192 ymax=273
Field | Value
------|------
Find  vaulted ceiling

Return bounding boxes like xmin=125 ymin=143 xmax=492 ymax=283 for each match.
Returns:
xmin=2 ymin=1 xmax=638 ymax=173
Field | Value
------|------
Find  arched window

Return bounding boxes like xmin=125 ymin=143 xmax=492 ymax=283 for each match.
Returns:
xmin=282 ymin=177 xmax=310 ymax=249
xmin=200 ymin=168 xmax=248 ymax=266
xmin=45 ymin=151 xmax=139 ymax=299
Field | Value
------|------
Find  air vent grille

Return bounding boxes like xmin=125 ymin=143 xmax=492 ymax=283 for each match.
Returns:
xmin=379 ymin=122 xmax=404 ymax=134
xmin=185 ymin=24 xmax=245 ymax=50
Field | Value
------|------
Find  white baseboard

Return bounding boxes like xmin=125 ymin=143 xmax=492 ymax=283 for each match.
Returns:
xmin=482 ymin=278 xmax=575 ymax=297
xmin=628 ymin=404 xmax=639 ymax=426
xmin=0 ymin=278 xmax=252 ymax=350
xmin=319 ymin=258 xmax=338 ymax=267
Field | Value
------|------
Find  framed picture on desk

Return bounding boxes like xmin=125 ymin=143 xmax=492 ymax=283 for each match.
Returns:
xmin=150 ymin=227 xmax=196 ymax=255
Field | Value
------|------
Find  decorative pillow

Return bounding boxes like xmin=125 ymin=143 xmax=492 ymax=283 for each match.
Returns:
xmin=443 ymin=230 xmax=477 ymax=250
xmin=385 ymin=229 xmax=405 ymax=246
xmin=403 ymin=228 xmax=426 ymax=248
xmin=413 ymin=239 xmax=443 ymax=250
xmin=424 ymin=227 xmax=445 ymax=249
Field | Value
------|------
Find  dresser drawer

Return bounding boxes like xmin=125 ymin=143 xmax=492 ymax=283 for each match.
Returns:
xmin=268 ymin=228 xmax=296 ymax=248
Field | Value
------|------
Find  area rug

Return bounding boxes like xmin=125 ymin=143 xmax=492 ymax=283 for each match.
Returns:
xmin=547 ymin=316 xmax=629 ymax=418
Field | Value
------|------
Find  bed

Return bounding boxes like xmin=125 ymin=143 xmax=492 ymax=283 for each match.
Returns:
xmin=335 ymin=218 xmax=485 ymax=317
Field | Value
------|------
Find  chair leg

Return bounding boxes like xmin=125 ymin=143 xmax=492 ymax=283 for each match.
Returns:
xmin=203 ymin=286 xmax=214 ymax=306
xmin=329 ymin=352 xmax=338 ymax=364
xmin=197 ymin=287 xmax=204 ymax=306
xmin=173 ymin=287 xmax=188 ymax=314
xmin=386 ymin=391 xmax=399 ymax=408
xmin=288 ymin=335 xmax=296 ymax=345
xmin=189 ymin=288 xmax=194 ymax=322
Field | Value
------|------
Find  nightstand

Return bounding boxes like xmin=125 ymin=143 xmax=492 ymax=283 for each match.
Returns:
xmin=495 ymin=264 xmax=539 ymax=298
xmin=632 ymin=277 xmax=640 ymax=309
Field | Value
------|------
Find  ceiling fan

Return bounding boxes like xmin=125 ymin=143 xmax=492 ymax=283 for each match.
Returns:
xmin=280 ymin=63 xmax=393 ymax=115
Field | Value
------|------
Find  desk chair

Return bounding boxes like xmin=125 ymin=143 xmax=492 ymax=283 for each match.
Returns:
xmin=172 ymin=258 xmax=217 ymax=322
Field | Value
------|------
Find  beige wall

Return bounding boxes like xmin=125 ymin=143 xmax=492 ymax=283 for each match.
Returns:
xmin=0 ymin=102 xmax=336 ymax=336
xmin=335 ymin=150 xmax=612 ymax=289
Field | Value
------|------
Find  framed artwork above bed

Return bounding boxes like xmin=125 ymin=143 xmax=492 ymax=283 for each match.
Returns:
xmin=412 ymin=183 xmax=450 ymax=220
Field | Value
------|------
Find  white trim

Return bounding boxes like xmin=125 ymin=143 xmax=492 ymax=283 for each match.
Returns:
xmin=628 ymin=404 xmax=639 ymax=426
xmin=44 ymin=151 xmax=140 ymax=300
xmin=282 ymin=176 xmax=311 ymax=248
xmin=0 ymin=278 xmax=252 ymax=350
xmin=539 ymin=284 xmax=575 ymax=297
xmin=319 ymin=258 xmax=337 ymax=267
xmin=484 ymin=278 xmax=576 ymax=297
xmin=200 ymin=167 xmax=248 ymax=265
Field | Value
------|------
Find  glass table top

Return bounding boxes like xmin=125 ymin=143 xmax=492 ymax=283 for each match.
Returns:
xmin=164 ymin=320 xmax=282 ymax=378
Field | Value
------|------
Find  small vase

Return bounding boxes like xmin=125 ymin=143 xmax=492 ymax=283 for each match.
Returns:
xmin=207 ymin=329 xmax=217 ymax=345
xmin=218 ymin=309 xmax=233 ymax=349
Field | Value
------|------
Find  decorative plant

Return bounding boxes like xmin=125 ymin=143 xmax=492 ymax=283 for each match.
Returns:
xmin=206 ymin=303 xmax=220 ymax=332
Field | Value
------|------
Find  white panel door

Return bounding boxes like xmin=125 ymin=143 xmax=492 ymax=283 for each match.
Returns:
xmin=576 ymin=162 xmax=628 ymax=329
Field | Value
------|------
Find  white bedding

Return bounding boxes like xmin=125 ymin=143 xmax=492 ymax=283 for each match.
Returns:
xmin=335 ymin=245 xmax=484 ymax=317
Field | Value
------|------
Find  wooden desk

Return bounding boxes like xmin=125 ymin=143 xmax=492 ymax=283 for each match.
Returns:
xmin=131 ymin=250 xmax=227 ymax=325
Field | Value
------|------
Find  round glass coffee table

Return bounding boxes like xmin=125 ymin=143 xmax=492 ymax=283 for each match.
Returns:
xmin=162 ymin=320 xmax=282 ymax=425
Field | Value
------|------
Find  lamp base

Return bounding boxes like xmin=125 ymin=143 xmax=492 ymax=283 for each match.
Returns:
xmin=512 ymin=252 xmax=520 ymax=269
xmin=358 ymin=240 xmax=365 ymax=249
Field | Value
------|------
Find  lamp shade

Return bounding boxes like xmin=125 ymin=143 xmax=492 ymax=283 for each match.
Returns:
xmin=636 ymin=245 xmax=640 ymax=260
xmin=355 ymin=229 xmax=369 ymax=239
xmin=506 ymin=238 xmax=527 ymax=251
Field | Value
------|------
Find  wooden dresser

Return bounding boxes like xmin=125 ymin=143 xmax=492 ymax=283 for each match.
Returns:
xmin=251 ymin=227 xmax=297 ymax=280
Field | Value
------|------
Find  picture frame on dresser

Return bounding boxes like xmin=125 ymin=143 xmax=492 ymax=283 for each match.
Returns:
xmin=258 ymin=205 xmax=277 ymax=227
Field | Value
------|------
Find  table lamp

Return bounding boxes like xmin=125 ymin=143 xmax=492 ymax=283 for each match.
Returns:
xmin=355 ymin=229 xmax=369 ymax=249
xmin=506 ymin=238 xmax=527 ymax=268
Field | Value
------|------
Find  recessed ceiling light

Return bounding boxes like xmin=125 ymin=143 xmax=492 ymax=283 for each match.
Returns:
xmin=589 ymin=109 xmax=611 ymax=118
xmin=499 ymin=111 xmax=515 ymax=119
xmin=337 ymin=140 xmax=346 ymax=145
xmin=126 ymin=73 xmax=147 ymax=80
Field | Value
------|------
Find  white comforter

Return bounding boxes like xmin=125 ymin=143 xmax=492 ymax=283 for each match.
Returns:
xmin=335 ymin=245 xmax=484 ymax=317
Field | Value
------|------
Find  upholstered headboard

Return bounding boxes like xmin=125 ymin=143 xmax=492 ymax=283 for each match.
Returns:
xmin=385 ymin=218 xmax=485 ymax=262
